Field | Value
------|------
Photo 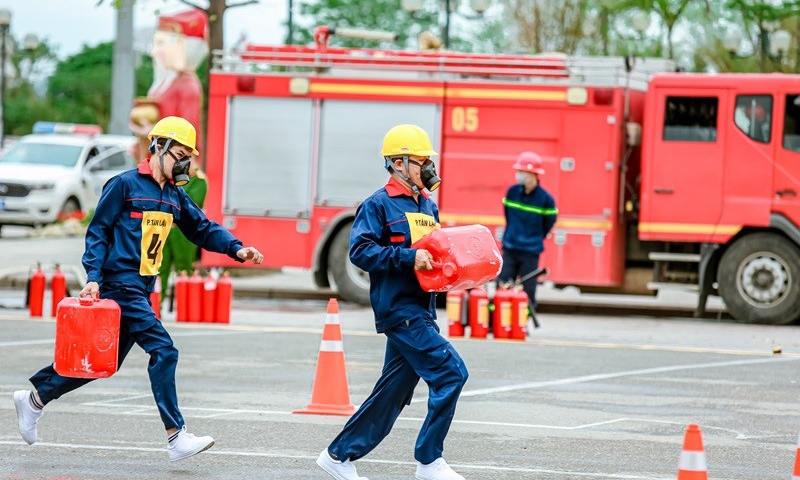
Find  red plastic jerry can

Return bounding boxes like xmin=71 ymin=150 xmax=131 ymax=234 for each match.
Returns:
xmin=413 ymin=225 xmax=503 ymax=292
xmin=54 ymin=297 xmax=121 ymax=379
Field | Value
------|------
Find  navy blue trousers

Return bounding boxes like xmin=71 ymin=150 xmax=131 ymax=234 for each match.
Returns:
xmin=328 ymin=317 xmax=468 ymax=464
xmin=498 ymin=248 xmax=540 ymax=309
xmin=29 ymin=283 xmax=184 ymax=431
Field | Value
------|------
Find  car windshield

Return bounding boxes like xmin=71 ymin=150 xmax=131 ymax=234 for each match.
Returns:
xmin=0 ymin=142 xmax=83 ymax=167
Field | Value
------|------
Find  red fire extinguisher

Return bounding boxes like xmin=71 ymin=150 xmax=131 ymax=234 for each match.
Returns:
xmin=29 ymin=264 xmax=46 ymax=318
xmin=510 ymin=287 xmax=529 ymax=340
xmin=446 ymin=289 xmax=467 ymax=337
xmin=468 ymin=287 xmax=489 ymax=339
xmin=150 ymin=276 xmax=161 ymax=321
xmin=50 ymin=265 xmax=67 ymax=317
xmin=187 ymin=270 xmax=204 ymax=323
xmin=175 ymin=271 xmax=189 ymax=322
xmin=492 ymin=286 xmax=514 ymax=340
xmin=202 ymin=274 xmax=217 ymax=322
xmin=215 ymin=272 xmax=233 ymax=324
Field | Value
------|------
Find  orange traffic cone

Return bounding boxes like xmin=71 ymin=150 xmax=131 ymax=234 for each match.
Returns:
xmin=293 ymin=298 xmax=357 ymax=416
xmin=792 ymin=432 xmax=800 ymax=480
xmin=677 ymin=423 xmax=708 ymax=480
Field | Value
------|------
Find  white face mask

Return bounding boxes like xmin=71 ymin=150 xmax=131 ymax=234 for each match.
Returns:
xmin=515 ymin=172 xmax=529 ymax=185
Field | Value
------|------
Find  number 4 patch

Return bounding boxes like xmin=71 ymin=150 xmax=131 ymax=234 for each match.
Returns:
xmin=139 ymin=211 xmax=174 ymax=275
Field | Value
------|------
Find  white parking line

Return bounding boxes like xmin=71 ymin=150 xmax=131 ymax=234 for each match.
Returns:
xmin=0 ymin=440 xmax=676 ymax=479
xmin=0 ymin=330 xmax=254 ymax=349
xmin=412 ymin=356 xmax=795 ymax=403
xmin=0 ymin=339 xmax=53 ymax=347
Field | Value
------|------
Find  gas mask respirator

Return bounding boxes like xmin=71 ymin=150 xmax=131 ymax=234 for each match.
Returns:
xmin=150 ymin=138 xmax=191 ymax=187
xmin=386 ymin=156 xmax=441 ymax=193
xmin=414 ymin=159 xmax=442 ymax=192
xmin=169 ymin=152 xmax=191 ymax=187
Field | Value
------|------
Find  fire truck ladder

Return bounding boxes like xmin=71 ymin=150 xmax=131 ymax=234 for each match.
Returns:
xmin=213 ymin=44 xmax=673 ymax=90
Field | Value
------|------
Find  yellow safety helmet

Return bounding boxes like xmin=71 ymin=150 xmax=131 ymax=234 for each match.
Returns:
xmin=381 ymin=124 xmax=438 ymax=158
xmin=147 ymin=116 xmax=200 ymax=156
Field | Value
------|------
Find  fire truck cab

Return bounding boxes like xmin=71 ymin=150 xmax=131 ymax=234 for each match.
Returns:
xmin=640 ymin=74 xmax=800 ymax=325
xmin=203 ymin=28 xmax=800 ymax=325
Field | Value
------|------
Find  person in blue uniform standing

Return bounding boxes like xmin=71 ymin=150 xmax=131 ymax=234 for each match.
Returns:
xmin=498 ymin=151 xmax=558 ymax=326
xmin=316 ymin=124 xmax=469 ymax=480
xmin=12 ymin=116 xmax=264 ymax=462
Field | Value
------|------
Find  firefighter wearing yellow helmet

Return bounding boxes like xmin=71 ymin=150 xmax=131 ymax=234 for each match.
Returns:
xmin=381 ymin=124 xmax=442 ymax=193
xmin=317 ymin=124 xmax=468 ymax=480
xmin=14 ymin=115 xmax=264 ymax=463
xmin=147 ymin=116 xmax=199 ymax=187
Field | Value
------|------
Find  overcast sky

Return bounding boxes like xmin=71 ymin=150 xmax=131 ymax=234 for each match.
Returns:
xmin=0 ymin=0 xmax=287 ymax=59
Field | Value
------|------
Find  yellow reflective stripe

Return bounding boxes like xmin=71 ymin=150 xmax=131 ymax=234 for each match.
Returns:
xmin=638 ymin=222 xmax=741 ymax=235
xmin=439 ymin=213 xmax=612 ymax=231
xmin=503 ymin=197 xmax=558 ymax=215
xmin=306 ymin=83 xmax=566 ymax=102
xmin=309 ymin=83 xmax=444 ymax=97
xmin=556 ymin=219 xmax=613 ymax=230
xmin=446 ymin=88 xmax=567 ymax=101
xmin=439 ymin=213 xmax=504 ymax=225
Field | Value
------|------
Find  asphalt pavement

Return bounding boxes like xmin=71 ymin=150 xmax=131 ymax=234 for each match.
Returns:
xmin=1 ymin=298 xmax=800 ymax=479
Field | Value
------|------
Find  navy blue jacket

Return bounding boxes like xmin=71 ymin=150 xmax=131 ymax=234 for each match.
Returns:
xmin=83 ymin=161 xmax=243 ymax=293
xmin=349 ymin=178 xmax=439 ymax=333
xmin=502 ymin=184 xmax=558 ymax=254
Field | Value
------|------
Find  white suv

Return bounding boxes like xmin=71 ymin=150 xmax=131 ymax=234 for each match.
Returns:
xmin=0 ymin=127 xmax=137 ymax=234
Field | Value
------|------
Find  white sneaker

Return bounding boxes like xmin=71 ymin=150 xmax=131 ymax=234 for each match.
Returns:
xmin=316 ymin=449 xmax=369 ymax=480
xmin=416 ymin=458 xmax=465 ymax=480
xmin=13 ymin=390 xmax=43 ymax=445
xmin=167 ymin=426 xmax=215 ymax=462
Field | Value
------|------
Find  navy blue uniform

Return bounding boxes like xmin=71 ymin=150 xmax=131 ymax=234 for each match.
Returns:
xmin=498 ymin=184 xmax=557 ymax=309
xmin=29 ymin=160 xmax=243 ymax=430
xmin=327 ymin=177 xmax=468 ymax=464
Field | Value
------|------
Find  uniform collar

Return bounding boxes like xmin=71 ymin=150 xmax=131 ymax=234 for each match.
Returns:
xmin=385 ymin=177 xmax=430 ymax=199
xmin=138 ymin=158 xmax=174 ymax=185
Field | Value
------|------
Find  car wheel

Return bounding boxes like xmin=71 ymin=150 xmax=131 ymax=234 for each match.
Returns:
xmin=717 ymin=232 xmax=800 ymax=325
xmin=57 ymin=198 xmax=82 ymax=222
xmin=328 ymin=224 xmax=371 ymax=305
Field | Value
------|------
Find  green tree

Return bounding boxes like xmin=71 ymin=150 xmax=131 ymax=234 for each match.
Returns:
xmin=4 ymin=36 xmax=60 ymax=135
xmin=295 ymin=0 xmax=440 ymax=49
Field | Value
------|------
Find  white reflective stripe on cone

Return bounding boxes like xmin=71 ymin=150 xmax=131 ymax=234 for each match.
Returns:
xmin=325 ymin=314 xmax=340 ymax=324
xmin=319 ymin=340 xmax=344 ymax=352
xmin=678 ymin=451 xmax=707 ymax=471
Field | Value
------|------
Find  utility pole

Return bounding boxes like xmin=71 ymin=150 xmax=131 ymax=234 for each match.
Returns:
xmin=109 ymin=0 xmax=135 ymax=135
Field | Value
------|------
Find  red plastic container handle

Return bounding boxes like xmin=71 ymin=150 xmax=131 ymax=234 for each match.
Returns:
xmin=79 ymin=297 xmax=95 ymax=306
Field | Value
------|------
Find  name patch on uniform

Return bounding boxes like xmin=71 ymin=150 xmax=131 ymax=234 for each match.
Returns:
xmin=405 ymin=212 xmax=440 ymax=244
xmin=130 ymin=211 xmax=143 ymax=219
xmin=139 ymin=211 xmax=174 ymax=276
xmin=390 ymin=234 xmax=405 ymax=243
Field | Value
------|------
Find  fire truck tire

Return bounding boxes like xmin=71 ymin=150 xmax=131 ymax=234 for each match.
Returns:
xmin=329 ymin=225 xmax=371 ymax=306
xmin=717 ymin=232 xmax=800 ymax=325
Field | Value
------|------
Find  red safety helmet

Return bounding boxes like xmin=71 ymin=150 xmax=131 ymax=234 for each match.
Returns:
xmin=512 ymin=151 xmax=545 ymax=175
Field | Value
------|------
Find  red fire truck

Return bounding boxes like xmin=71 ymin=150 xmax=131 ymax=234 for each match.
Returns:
xmin=203 ymin=27 xmax=800 ymax=325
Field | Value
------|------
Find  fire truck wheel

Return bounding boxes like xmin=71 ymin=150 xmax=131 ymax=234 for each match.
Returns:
xmin=329 ymin=225 xmax=371 ymax=305
xmin=717 ymin=232 xmax=800 ymax=325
